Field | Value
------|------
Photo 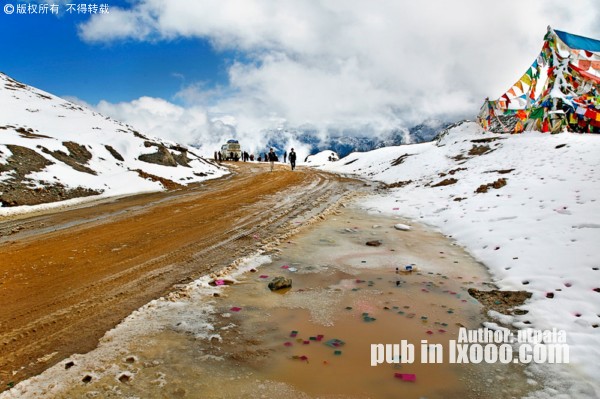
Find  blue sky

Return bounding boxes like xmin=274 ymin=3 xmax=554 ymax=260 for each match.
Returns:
xmin=0 ymin=1 xmax=229 ymax=104
xmin=1 ymin=0 xmax=599 ymax=155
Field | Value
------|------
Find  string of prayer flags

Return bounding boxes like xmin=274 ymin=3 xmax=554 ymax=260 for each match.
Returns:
xmin=479 ymin=26 xmax=600 ymax=133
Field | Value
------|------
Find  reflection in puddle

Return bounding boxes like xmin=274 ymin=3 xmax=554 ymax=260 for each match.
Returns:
xmin=19 ymin=206 xmax=535 ymax=398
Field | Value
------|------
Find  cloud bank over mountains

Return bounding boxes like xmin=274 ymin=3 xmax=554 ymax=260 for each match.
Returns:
xmin=76 ymin=0 xmax=600 ymax=154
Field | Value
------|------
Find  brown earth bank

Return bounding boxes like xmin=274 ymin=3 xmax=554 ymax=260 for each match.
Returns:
xmin=0 ymin=162 xmax=364 ymax=392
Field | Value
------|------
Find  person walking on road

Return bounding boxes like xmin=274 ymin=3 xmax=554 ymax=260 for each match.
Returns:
xmin=268 ymin=148 xmax=277 ymax=172
xmin=289 ymin=148 xmax=297 ymax=171
xmin=283 ymin=150 xmax=287 ymax=164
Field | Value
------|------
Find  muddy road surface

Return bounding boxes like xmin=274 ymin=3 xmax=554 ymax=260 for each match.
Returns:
xmin=0 ymin=163 xmax=364 ymax=391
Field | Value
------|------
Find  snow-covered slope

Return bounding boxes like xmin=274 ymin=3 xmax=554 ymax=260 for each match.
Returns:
xmin=303 ymin=150 xmax=340 ymax=166
xmin=0 ymin=72 xmax=227 ymax=215
xmin=318 ymin=121 xmax=600 ymax=397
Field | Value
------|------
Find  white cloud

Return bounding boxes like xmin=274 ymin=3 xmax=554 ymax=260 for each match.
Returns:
xmin=95 ymin=96 xmax=211 ymax=146
xmin=78 ymin=0 xmax=600 ymax=147
xmin=91 ymin=95 xmax=294 ymax=157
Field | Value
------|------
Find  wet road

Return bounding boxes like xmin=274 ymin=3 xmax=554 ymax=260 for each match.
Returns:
xmin=0 ymin=162 xmax=363 ymax=391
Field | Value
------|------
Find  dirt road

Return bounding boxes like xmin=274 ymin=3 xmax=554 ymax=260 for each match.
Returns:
xmin=0 ymin=162 xmax=363 ymax=391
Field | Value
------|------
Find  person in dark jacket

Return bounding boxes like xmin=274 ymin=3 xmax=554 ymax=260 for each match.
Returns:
xmin=268 ymin=148 xmax=277 ymax=172
xmin=289 ymin=148 xmax=297 ymax=170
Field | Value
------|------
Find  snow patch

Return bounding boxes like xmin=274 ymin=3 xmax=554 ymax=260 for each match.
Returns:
xmin=317 ymin=121 xmax=600 ymax=396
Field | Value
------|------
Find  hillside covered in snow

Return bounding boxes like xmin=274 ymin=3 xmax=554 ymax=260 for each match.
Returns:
xmin=0 ymin=72 xmax=227 ymax=214
xmin=318 ymin=121 xmax=600 ymax=397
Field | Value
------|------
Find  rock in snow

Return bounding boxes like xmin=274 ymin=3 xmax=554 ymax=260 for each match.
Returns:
xmin=394 ymin=223 xmax=411 ymax=231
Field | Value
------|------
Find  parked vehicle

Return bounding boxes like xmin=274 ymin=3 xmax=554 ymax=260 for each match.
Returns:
xmin=220 ymin=139 xmax=241 ymax=161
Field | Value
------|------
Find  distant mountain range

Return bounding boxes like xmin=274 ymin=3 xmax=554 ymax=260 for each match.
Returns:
xmin=264 ymin=120 xmax=451 ymax=159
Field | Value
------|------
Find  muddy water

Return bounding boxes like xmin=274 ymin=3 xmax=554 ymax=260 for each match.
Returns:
xmin=48 ymin=207 xmax=534 ymax=399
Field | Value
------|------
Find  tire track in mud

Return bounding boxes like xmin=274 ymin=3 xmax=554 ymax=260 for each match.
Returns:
xmin=0 ymin=165 xmax=365 ymax=391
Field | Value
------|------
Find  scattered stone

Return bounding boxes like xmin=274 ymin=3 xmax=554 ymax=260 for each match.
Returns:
xmin=476 ymin=178 xmax=507 ymax=194
xmin=386 ymin=180 xmax=413 ymax=188
xmin=448 ymin=167 xmax=467 ymax=175
xmin=491 ymin=178 xmax=507 ymax=189
xmin=40 ymin=143 xmax=96 ymax=175
xmin=468 ymin=288 xmax=532 ymax=315
xmin=0 ymin=144 xmax=102 ymax=206
xmin=104 ymin=145 xmax=124 ymax=161
xmin=471 ymin=137 xmax=504 ymax=144
xmin=487 ymin=168 xmax=514 ymax=174
xmin=391 ymin=154 xmax=411 ymax=166
xmin=172 ymin=149 xmax=190 ymax=167
xmin=366 ymin=240 xmax=382 ymax=247
xmin=62 ymin=141 xmax=92 ymax=164
xmin=431 ymin=178 xmax=458 ymax=187
xmin=468 ymin=144 xmax=493 ymax=156
xmin=394 ymin=224 xmax=411 ymax=231
xmin=268 ymin=277 xmax=292 ymax=291
xmin=138 ymin=145 xmax=178 ymax=167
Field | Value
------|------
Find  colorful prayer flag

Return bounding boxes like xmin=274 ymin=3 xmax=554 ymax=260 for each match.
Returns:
xmin=515 ymin=80 xmax=524 ymax=92
xmin=579 ymin=60 xmax=592 ymax=70
xmin=584 ymin=108 xmax=596 ymax=120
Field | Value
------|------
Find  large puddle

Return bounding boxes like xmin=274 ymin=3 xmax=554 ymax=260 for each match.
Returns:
xmin=6 ymin=205 xmax=536 ymax=398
